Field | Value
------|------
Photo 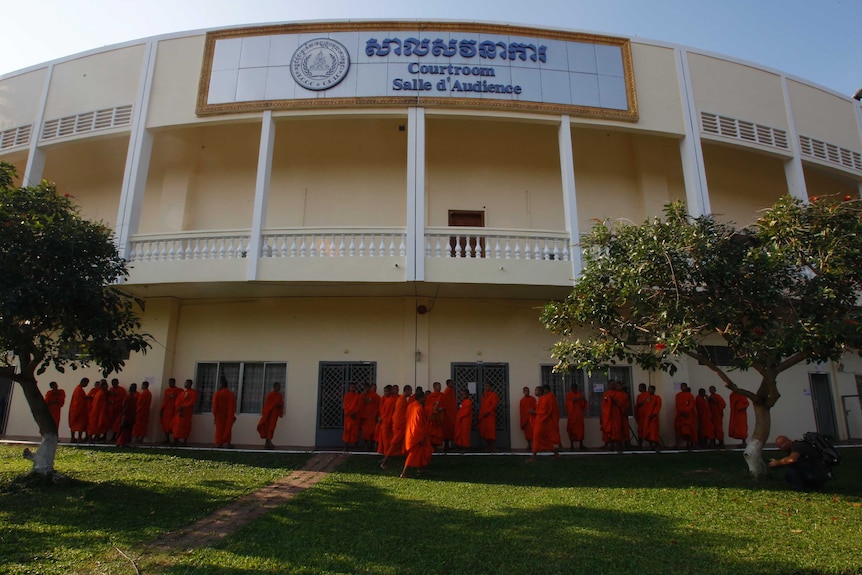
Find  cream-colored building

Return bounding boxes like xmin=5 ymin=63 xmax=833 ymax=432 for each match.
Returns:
xmin=1 ymin=21 xmax=861 ymax=449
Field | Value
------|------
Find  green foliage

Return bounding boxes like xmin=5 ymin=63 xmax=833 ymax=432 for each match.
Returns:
xmin=0 ymin=161 xmax=150 ymax=380
xmin=541 ymin=197 xmax=862 ymax=407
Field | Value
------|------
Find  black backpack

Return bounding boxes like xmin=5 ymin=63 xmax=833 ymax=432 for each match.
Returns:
xmin=802 ymin=432 xmax=841 ymax=468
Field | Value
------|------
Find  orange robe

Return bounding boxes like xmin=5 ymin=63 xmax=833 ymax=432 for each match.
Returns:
xmin=615 ymin=390 xmax=630 ymax=443
xmin=172 ymin=388 xmax=198 ymax=440
xmin=695 ymin=395 xmax=714 ymax=440
xmin=674 ymin=390 xmax=697 ymax=442
xmin=532 ymin=393 xmax=556 ymax=452
xmin=424 ymin=391 xmax=445 ymax=447
xmin=132 ymin=388 xmax=152 ymax=438
xmin=160 ymin=386 xmax=182 ymax=434
xmin=386 ymin=394 xmax=407 ymax=456
xmin=520 ymin=395 xmax=537 ymax=443
xmin=601 ymin=390 xmax=624 ymax=442
xmin=642 ymin=394 xmax=662 ymax=443
xmin=116 ymin=392 xmax=137 ymax=446
xmin=342 ymin=391 xmax=363 ymax=445
xmin=454 ymin=397 xmax=473 ymax=448
xmin=256 ymin=390 xmax=283 ymax=441
xmin=87 ymin=387 xmax=109 ymax=437
xmin=548 ymin=392 xmax=562 ymax=446
xmin=441 ymin=386 xmax=457 ymax=441
xmin=708 ymin=392 xmax=726 ymax=442
xmin=45 ymin=388 xmax=66 ymax=431
xmin=565 ymin=391 xmax=586 ymax=442
xmin=360 ymin=390 xmax=380 ymax=442
xmin=404 ymin=401 xmax=430 ymax=468
xmin=108 ymin=385 xmax=127 ymax=434
xmin=68 ymin=385 xmax=88 ymax=433
xmin=634 ymin=392 xmax=650 ymax=440
xmin=478 ymin=391 xmax=499 ymax=442
xmin=728 ymin=392 xmax=750 ymax=440
xmin=213 ymin=387 xmax=237 ymax=444
xmin=377 ymin=395 xmax=396 ymax=455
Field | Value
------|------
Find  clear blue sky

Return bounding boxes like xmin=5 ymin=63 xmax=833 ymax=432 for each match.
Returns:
xmin=3 ymin=0 xmax=860 ymax=97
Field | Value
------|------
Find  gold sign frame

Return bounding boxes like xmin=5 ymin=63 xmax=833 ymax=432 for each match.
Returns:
xmin=197 ymin=21 xmax=638 ymax=122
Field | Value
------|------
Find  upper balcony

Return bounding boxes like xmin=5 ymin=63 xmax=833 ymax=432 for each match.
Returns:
xmin=123 ymin=226 xmax=575 ymax=299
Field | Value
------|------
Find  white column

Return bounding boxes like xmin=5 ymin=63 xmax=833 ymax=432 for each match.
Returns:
xmin=407 ymin=107 xmax=426 ymax=281
xmin=675 ymin=48 xmax=711 ymax=217
xmin=22 ymin=64 xmax=54 ymax=187
xmin=247 ymin=111 xmax=276 ymax=280
xmin=115 ymin=41 xmax=158 ymax=259
xmin=781 ymin=76 xmax=808 ymax=202
xmin=855 ymin=101 xmax=862 ymax=199
xmin=558 ymin=115 xmax=581 ymax=280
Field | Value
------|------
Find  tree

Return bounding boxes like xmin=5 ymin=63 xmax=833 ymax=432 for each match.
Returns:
xmin=0 ymin=162 xmax=150 ymax=478
xmin=541 ymin=196 xmax=862 ymax=477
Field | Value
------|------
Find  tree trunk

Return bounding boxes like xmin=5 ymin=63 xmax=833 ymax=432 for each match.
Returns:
xmin=14 ymin=374 xmax=59 ymax=476
xmin=743 ymin=402 xmax=772 ymax=479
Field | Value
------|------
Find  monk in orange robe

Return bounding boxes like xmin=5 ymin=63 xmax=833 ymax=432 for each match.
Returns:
xmin=256 ymin=381 xmax=284 ymax=449
xmin=454 ymin=388 xmax=473 ymax=450
xmin=116 ymin=383 xmax=138 ymax=447
xmin=634 ymin=383 xmax=649 ymax=447
xmin=212 ymin=380 xmax=237 ymax=448
xmin=424 ymin=381 xmax=446 ymax=449
xmin=478 ymin=383 xmax=499 ymax=451
xmin=565 ymin=383 xmax=587 ymax=450
xmin=87 ymin=380 xmax=110 ymax=442
xmin=695 ymin=388 xmax=714 ymax=448
xmin=377 ymin=385 xmax=395 ymax=458
xmin=360 ymin=383 xmax=381 ymax=449
xmin=159 ymin=378 xmax=181 ymax=444
xmin=728 ymin=391 xmax=750 ymax=446
xmin=107 ymin=378 xmax=127 ymax=441
xmin=642 ymin=385 xmax=662 ymax=449
xmin=528 ymin=385 xmax=559 ymax=461
xmin=674 ymin=383 xmax=697 ymax=449
xmin=441 ymin=379 xmax=458 ymax=450
xmin=342 ymin=383 xmax=363 ymax=449
xmin=172 ymin=379 xmax=198 ymax=445
xmin=380 ymin=385 xmax=411 ymax=469
xmin=44 ymin=381 xmax=66 ymax=432
xmin=132 ymin=381 xmax=152 ymax=443
xmin=400 ymin=390 xmax=430 ymax=478
xmin=546 ymin=385 xmax=562 ymax=448
xmin=519 ymin=386 xmax=537 ymax=450
xmin=708 ymin=385 xmax=726 ymax=447
xmin=68 ymin=377 xmax=90 ymax=443
xmin=601 ymin=381 xmax=623 ymax=449
xmin=614 ymin=381 xmax=630 ymax=449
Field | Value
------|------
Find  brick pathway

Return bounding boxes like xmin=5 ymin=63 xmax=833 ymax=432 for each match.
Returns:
xmin=147 ymin=452 xmax=348 ymax=552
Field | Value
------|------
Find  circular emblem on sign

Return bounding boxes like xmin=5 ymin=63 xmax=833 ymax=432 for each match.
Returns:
xmin=291 ymin=38 xmax=350 ymax=91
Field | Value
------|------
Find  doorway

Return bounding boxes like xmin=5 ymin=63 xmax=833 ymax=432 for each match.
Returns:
xmin=448 ymin=210 xmax=485 ymax=258
xmin=315 ymin=361 xmax=376 ymax=448
xmin=451 ymin=362 xmax=510 ymax=449
xmin=809 ymin=373 xmax=838 ymax=439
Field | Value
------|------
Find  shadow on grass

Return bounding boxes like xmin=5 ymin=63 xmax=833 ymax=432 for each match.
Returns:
xmin=339 ymin=449 xmax=862 ymax=497
xmin=154 ymin=478 xmax=842 ymax=575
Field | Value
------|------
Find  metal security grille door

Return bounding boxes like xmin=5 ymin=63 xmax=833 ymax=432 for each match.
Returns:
xmin=316 ymin=362 xmax=376 ymax=447
xmin=451 ymin=362 xmax=510 ymax=449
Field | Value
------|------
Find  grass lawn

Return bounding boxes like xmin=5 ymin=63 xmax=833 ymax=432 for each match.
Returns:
xmin=1 ymin=445 xmax=860 ymax=575
xmin=0 ymin=444 xmax=309 ymax=574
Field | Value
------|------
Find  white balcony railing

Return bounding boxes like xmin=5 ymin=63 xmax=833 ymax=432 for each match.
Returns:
xmin=260 ymin=228 xmax=407 ymax=258
xmin=425 ymin=228 xmax=571 ymax=261
xmin=128 ymin=228 xmax=571 ymax=263
xmin=127 ymin=231 xmax=251 ymax=262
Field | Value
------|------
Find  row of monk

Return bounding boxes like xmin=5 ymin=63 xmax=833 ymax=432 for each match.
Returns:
xmin=532 ymin=380 xmax=751 ymax=453
xmin=44 ymin=377 xmax=286 ymax=449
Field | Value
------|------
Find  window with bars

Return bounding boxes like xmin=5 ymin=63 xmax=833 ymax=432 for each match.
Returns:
xmin=541 ymin=365 xmax=632 ymax=417
xmin=195 ymin=361 xmax=287 ymax=414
